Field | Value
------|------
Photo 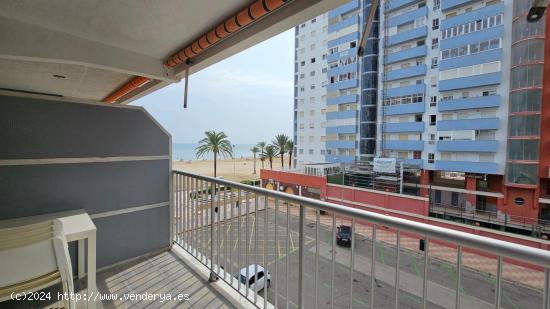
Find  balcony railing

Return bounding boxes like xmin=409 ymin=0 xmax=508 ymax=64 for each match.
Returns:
xmin=172 ymin=170 xmax=550 ymax=309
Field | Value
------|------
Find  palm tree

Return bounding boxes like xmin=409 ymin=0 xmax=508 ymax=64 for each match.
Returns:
xmin=286 ymin=140 xmax=294 ymax=169
xmin=256 ymin=141 xmax=267 ymax=169
xmin=250 ymin=146 xmax=259 ymax=174
xmin=264 ymin=145 xmax=276 ymax=169
xmin=195 ymin=131 xmax=233 ymax=177
xmin=272 ymin=134 xmax=290 ymax=169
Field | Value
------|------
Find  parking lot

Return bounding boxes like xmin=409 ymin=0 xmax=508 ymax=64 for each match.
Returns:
xmin=184 ymin=198 xmax=544 ymax=309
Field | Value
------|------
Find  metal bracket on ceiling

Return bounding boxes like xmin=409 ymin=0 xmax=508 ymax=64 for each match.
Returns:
xmin=184 ymin=59 xmax=192 ymax=109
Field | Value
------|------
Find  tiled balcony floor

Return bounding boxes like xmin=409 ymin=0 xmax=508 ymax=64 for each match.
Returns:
xmin=1 ymin=250 xmax=236 ymax=309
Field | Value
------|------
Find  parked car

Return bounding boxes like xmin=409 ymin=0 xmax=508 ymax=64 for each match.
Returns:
xmin=336 ymin=225 xmax=352 ymax=247
xmin=235 ymin=264 xmax=271 ymax=291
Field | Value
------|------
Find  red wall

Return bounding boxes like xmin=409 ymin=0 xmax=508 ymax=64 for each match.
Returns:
xmin=260 ymin=169 xmax=327 ymax=198
xmin=326 ymin=184 xmax=429 ymax=216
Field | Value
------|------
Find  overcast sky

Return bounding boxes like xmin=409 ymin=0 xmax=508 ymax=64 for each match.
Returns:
xmin=132 ymin=29 xmax=294 ymax=144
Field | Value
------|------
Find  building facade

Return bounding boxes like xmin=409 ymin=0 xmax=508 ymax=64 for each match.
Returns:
xmin=293 ymin=14 xmax=329 ymax=167
xmin=293 ymin=0 xmax=548 ymax=221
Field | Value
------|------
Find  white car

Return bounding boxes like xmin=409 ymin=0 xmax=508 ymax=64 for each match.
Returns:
xmin=235 ymin=264 xmax=271 ymax=291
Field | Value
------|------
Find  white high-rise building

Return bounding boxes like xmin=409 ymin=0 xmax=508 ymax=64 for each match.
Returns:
xmin=293 ymin=14 xmax=329 ymax=168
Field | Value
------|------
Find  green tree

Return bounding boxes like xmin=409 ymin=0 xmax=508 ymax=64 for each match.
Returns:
xmin=286 ymin=140 xmax=294 ymax=169
xmin=195 ymin=131 xmax=233 ymax=177
xmin=256 ymin=141 xmax=267 ymax=169
xmin=264 ymin=145 xmax=276 ymax=170
xmin=250 ymin=146 xmax=259 ymax=174
xmin=272 ymin=134 xmax=290 ymax=169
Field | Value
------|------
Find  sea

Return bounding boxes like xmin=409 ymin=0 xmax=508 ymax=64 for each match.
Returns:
xmin=172 ymin=143 xmax=256 ymax=161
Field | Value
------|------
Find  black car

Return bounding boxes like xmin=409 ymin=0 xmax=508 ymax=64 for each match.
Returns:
xmin=336 ymin=225 xmax=352 ymax=247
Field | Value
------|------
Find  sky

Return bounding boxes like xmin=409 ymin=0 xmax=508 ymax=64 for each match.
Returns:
xmin=132 ymin=29 xmax=295 ymax=144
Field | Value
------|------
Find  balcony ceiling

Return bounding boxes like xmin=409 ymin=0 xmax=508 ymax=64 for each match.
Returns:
xmin=0 ymin=0 xmax=345 ymax=103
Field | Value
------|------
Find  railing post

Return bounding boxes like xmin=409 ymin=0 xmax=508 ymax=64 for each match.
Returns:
xmin=298 ymin=204 xmax=305 ymax=309
xmin=209 ymin=181 xmax=218 ymax=282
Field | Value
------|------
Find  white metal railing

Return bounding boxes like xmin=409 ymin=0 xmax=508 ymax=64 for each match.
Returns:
xmin=172 ymin=170 xmax=550 ymax=309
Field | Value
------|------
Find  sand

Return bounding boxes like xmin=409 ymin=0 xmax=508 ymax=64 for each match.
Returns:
xmin=172 ymin=155 xmax=291 ymax=182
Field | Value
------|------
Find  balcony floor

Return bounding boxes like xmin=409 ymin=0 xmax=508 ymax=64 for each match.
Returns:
xmin=3 ymin=250 xmax=235 ymax=309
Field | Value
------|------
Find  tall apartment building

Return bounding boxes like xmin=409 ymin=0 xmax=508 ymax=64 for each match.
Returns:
xmin=294 ymin=0 xmax=376 ymax=167
xmin=378 ymin=0 xmax=547 ymax=220
xmin=292 ymin=0 xmax=549 ymax=220
xmin=293 ymin=14 xmax=329 ymax=167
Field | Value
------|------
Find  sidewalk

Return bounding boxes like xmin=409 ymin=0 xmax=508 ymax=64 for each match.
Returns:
xmin=276 ymin=202 xmax=545 ymax=290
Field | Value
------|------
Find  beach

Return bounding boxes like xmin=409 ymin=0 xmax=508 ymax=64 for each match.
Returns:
xmin=172 ymin=156 xmax=290 ymax=182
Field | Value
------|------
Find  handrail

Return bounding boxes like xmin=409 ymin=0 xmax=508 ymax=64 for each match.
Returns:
xmin=173 ymin=169 xmax=550 ymax=268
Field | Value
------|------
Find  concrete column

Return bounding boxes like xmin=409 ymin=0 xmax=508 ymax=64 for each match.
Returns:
xmin=465 ymin=176 xmax=477 ymax=211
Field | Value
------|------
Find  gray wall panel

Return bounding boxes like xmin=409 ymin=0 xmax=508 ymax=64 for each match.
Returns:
xmin=0 ymin=160 xmax=169 ymax=219
xmin=0 ymin=95 xmax=171 ymax=268
xmin=93 ymin=206 xmax=170 ymax=268
xmin=0 ymin=95 xmax=169 ymax=159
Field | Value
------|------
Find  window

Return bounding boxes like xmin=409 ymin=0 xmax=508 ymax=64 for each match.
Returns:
xmin=430 ymin=115 xmax=436 ymax=125
xmin=432 ymin=38 xmax=439 ymax=49
xmin=309 ymin=122 xmax=315 ymax=128
xmin=309 ymin=110 xmax=315 ymax=116
xmin=310 ymin=71 xmax=315 ymax=77
xmin=320 ymin=149 xmax=326 ymax=155
xmin=311 ymin=58 xmax=316 ymax=63
xmin=321 ymin=109 xmax=326 ymax=114
xmin=299 ymin=111 xmax=304 ymax=117
xmin=300 ymin=86 xmax=305 ymax=92
xmin=300 ymin=23 xmax=305 ymax=28
xmin=350 ymin=41 xmax=357 ymax=48
xmin=322 ymin=67 xmax=327 ymax=73
xmin=432 ymin=18 xmax=439 ymax=30
xmin=431 ymin=57 xmax=438 ymax=68
xmin=430 ymin=96 xmax=437 ymax=107
xmin=413 ymin=151 xmax=421 ymax=159
xmin=311 ymin=18 xmax=316 ymax=23
xmin=428 ymin=153 xmax=435 ymax=163
xmin=299 ymin=73 xmax=304 ymax=79
xmin=308 ymin=136 xmax=314 ymax=142
xmin=442 ymin=14 xmax=503 ymax=39
xmin=433 ymin=0 xmax=440 ymax=10
xmin=310 ymin=84 xmax=316 ymax=90
xmin=310 ymin=44 xmax=316 ymax=51
xmin=308 ymin=149 xmax=314 ymax=155
xmin=415 ymin=114 xmax=423 ymax=122
xmin=300 ymin=61 xmax=305 ymax=66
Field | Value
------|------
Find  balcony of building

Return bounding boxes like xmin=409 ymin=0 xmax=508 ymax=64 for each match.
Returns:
xmin=327 ymin=78 xmax=359 ymax=92
xmin=327 ymin=94 xmax=358 ymax=106
xmin=386 ymin=0 xmax=425 ymax=13
xmin=438 ymin=95 xmax=501 ymax=112
xmin=327 ymin=47 xmax=358 ymax=63
xmin=388 ymin=6 xmax=429 ymax=28
xmin=384 ymin=140 xmax=424 ymax=151
xmin=435 ymin=160 xmax=499 ymax=174
xmin=328 ymin=15 xmax=359 ymax=33
xmin=437 ymin=140 xmax=499 ymax=152
xmin=387 ymin=26 xmax=428 ymax=47
xmin=386 ymin=83 xmax=426 ymax=98
xmin=387 ymin=45 xmax=428 ymax=64
xmin=442 ymin=0 xmax=486 ymax=12
xmin=385 ymin=64 xmax=427 ymax=81
xmin=437 ymin=118 xmax=500 ymax=131
xmin=439 ymin=72 xmax=502 ymax=92
xmin=383 ymin=121 xmax=425 ymax=133
xmin=326 ymin=140 xmax=357 ymax=149
xmin=384 ymin=102 xmax=425 ymax=115
xmin=326 ymin=110 xmax=358 ymax=120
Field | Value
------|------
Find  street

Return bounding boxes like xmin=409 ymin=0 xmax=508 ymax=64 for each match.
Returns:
xmin=183 ymin=198 xmax=544 ymax=308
